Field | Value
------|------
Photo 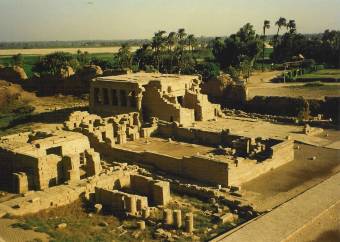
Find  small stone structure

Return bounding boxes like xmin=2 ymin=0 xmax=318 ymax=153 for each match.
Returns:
xmin=64 ymin=111 xmax=157 ymax=146
xmin=94 ymin=174 xmax=171 ymax=216
xmin=0 ymin=130 xmax=102 ymax=193
xmin=89 ymin=72 xmax=222 ymax=126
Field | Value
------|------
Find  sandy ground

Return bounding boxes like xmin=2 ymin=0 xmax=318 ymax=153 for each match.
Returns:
xmin=0 ymin=218 xmax=49 ymax=242
xmin=248 ymin=83 xmax=340 ymax=99
xmin=245 ymin=70 xmax=340 ymax=99
xmin=191 ymin=117 xmax=339 ymax=148
xmin=242 ymin=143 xmax=340 ymax=211
xmin=0 ymin=47 xmax=139 ymax=56
xmin=246 ymin=71 xmax=282 ymax=87
xmin=30 ymin=95 xmax=88 ymax=113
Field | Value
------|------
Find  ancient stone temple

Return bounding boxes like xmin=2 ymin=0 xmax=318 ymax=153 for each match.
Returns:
xmin=90 ymin=72 xmax=221 ymax=126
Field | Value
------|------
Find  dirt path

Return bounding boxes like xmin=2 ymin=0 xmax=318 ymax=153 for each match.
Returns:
xmin=246 ymin=71 xmax=282 ymax=87
xmin=0 ymin=218 xmax=49 ymax=242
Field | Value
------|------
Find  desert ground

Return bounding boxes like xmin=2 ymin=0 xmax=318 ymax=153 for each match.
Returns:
xmin=246 ymin=71 xmax=340 ymax=99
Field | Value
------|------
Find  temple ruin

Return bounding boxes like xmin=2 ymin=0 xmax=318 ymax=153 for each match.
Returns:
xmin=0 ymin=73 xmax=303 ymax=240
xmin=89 ymin=73 xmax=222 ymax=125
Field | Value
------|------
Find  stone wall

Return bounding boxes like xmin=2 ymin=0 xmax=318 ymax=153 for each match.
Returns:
xmin=0 ymin=130 xmax=102 ymax=193
xmin=130 ymin=175 xmax=170 ymax=206
xmin=228 ymin=140 xmax=294 ymax=185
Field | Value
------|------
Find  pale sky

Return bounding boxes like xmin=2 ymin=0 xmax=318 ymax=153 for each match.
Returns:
xmin=0 ymin=0 xmax=339 ymax=41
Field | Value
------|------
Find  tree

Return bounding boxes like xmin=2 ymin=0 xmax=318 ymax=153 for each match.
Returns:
xmin=133 ymin=43 xmax=154 ymax=70
xmin=211 ymin=23 xmax=262 ymax=69
xmin=275 ymin=17 xmax=287 ymax=45
xmin=187 ymin=34 xmax=197 ymax=52
xmin=115 ymin=43 xmax=132 ymax=69
xmin=287 ymin=20 xmax=297 ymax=34
xmin=195 ymin=62 xmax=220 ymax=81
xmin=76 ymin=50 xmax=90 ymax=66
xmin=262 ymin=20 xmax=270 ymax=71
xmin=176 ymin=28 xmax=188 ymax=73
xmin=32 ymin=52 xmax=76 ymax=77
xmin=12 ymin=53 xmax=24 ymax=66
xmin=152 ymin=30 xmax=167 ymax=70
xmin=166 ymin=32 xmax=177 ymax=51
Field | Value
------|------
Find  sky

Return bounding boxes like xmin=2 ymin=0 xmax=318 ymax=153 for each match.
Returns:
xmin=0 ymin=0 xmax=339 ymax=42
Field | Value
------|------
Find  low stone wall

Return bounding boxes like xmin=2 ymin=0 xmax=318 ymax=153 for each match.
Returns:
xmin=228 ymin=140 xmax=294 ymax=185
xmin=0 ymin=172 xmax=128 ymax=217
xmin=97 ymin=142 xmax=230 ymax=186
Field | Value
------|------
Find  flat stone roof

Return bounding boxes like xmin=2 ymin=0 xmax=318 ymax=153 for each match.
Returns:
xmin=0 ymin=130 xmax=87 ymax=157
xmin=94 ymin=72 xmax=199 ymax=85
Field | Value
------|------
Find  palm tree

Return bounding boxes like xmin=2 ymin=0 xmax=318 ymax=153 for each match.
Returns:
xmin=262 ymin=20 xmax=270 ymax=71
xmin=187 ymin=34 xmax=197 ymax=52
xmin=287 ymin=20 xmax=296 ymax=34
xmin=177 ymin=28 xmax=187 ymax=51
xmin=117 ymin=43 xmax=132 ymax=69
xmin=275 ymin=17 xmax=287 ymax=44
xmin=166 ymin=32 xmax=177 ymax=51
xmin=151 ymin=30 xmax=167 ymax=71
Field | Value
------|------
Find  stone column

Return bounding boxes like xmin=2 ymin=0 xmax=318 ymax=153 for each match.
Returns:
xmin=185 ymin=213 xmax=194 ymax=233
xmin=137 ymin=220 xmax=146 ymax=230
xmin=142 ymin=207 xmax=150 ymax=219
xmin=136 ymin=87 xmax=144 ymax=112
xmin=163 ymin=209 xmax=173 ymax=225
xmin=126 ymin=195 xmax=137 ymax=215
xmin=173 ymin=210 xmax=182 ymax=229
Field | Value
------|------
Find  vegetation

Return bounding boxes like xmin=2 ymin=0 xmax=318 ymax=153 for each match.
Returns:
xmin=1 ymin=19 xmax=339 ymax=84
xmin=299 ymin=69 xmax=340 ymax=79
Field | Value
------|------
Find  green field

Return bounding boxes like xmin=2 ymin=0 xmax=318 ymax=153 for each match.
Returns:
xmin=0 ymin=53 xmax=115 ymax=78
xmin=300 ymin=69 xmax=340 ymax=79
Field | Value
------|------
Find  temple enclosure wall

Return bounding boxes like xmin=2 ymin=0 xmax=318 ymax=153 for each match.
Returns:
xmin=65 ymin=111 xmax=295 ymax=187
xmin=93 ymin=141 xmax=229 ymax=186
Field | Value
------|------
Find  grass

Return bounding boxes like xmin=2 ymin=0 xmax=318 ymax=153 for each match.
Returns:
xmin=0 ymin=55 xmax=40 ymax=77
xmin=0 ymin=53 xmax=115 ymax=78
xmin=300 ymin=69 xmax=340 ymax=79
xmin=14 ymin=200 xmax=156 ymax=242
xmin=303 ymin=81 xmax=325 ymax=87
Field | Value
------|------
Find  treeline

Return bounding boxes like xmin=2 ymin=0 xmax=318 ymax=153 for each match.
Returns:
xmin=0 ymin=37 xmax=214 ymax=50
xmin=7 ymin=20 xmax=340 ymax=83
xmin=16 ymin=29 xmax=219 ymax=81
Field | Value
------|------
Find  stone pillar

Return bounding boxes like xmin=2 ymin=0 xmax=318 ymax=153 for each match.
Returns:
xmin=152 ymin=181 xmax=171 ymax=206
xmin=185 ymin=213 xmax=194 ymax=233
xmin=12 ymin=172 xmax=29 ymax=194
xmin=163 ymin=209 xmax=173 ymax=225
xmin=136 ymin=87 xmax=144 ymax=112
xmin=126 ymin=195 xmax=137 ymax=215
xmin=142 ymin=207 xmax=150 ymax=219
xmin=85 ymin=149 xmax=102 ymax=177
xmin=173 ymin=210 xmax=182 ymax=229
xmin=136 ymin=199 xmax=143 ymax=211
xmin=137 ymin=220 xmax=146 ymax=230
